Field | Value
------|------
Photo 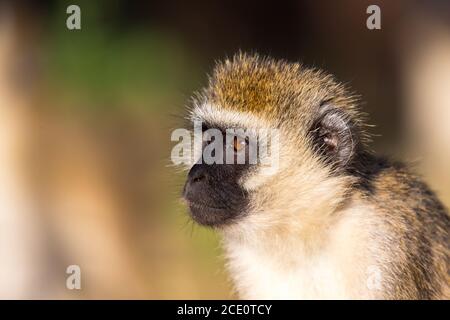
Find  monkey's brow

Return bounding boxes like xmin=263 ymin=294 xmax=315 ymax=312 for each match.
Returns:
xmin=200 ymin=121 xmax=249 ymax=134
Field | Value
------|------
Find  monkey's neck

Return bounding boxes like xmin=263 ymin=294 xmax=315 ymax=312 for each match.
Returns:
xmin=220 ymin=197 xmax=378 ymax=299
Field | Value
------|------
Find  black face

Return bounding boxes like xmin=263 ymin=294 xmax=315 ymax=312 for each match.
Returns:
xmin=182 ymin=127 xmax=252 ymax=227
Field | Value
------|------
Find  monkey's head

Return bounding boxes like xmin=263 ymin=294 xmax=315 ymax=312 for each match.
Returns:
xmin=182 ymin=53 xmax=369 ymax=236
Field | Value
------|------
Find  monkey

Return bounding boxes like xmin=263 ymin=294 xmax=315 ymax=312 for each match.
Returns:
xmin=180 ymin=53 xmax=450 ymax=299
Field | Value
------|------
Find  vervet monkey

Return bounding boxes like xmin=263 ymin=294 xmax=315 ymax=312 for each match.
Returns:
xmin=181 ymin=53 xmax=449 ymax=299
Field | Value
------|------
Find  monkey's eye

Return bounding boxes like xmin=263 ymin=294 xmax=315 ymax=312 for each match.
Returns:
xmin=232 ymin=136 xmax=247 ymax=153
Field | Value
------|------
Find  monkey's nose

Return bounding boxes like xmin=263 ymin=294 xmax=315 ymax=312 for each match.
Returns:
xmin=183 ymin=164 xmax=209 ymax=199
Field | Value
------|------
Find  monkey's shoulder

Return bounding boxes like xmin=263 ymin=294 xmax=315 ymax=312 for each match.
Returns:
xmin=356 ymin=156 xmax=448 ymax=221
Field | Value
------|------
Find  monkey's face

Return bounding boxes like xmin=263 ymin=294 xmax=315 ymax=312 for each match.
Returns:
xmin=182 ymin=54 xmax=365 ymax=232
xmin=182 ymin=124 xmax=256 ymax=227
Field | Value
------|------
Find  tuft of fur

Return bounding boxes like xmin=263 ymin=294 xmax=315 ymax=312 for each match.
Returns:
xmin=187 ymin=53 xmax=449 ymax=299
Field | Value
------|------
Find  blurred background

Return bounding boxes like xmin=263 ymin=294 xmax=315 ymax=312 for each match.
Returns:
xmin=0 ymin=0 xmax=449 ymax=299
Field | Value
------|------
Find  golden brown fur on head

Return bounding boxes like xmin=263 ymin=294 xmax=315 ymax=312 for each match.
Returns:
xmin=204 ymin=53 xmax=364 ymax=128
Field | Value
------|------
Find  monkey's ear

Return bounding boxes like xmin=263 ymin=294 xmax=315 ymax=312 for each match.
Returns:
xmin=309 ymin=103 xmax=359 ymax=169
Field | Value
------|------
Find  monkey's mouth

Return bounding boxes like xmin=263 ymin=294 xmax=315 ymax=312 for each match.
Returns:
xmin=185 ymin=200 xmax=227 ymax=211
xmin=183 ymin=199 xmax=235 ymax=227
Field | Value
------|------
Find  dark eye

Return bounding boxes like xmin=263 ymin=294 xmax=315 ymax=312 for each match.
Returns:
xmin=233 ymin=136 xmax=247 ymax=152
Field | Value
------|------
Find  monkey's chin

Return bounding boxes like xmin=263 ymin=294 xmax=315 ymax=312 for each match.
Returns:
xmin=185 ymin=201 xmax=236 ymax=227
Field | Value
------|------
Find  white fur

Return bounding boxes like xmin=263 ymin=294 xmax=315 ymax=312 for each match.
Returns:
xmin=222 ymin=203 xmax=384 ymax=299
xmin=191 ymin=103 xmax=271 ymax=131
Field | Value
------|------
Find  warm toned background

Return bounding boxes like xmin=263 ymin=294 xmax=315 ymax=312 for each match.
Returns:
xmin=0 ymin=0 xmax=449 ymax=298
